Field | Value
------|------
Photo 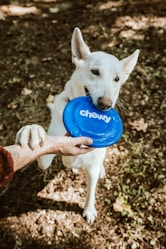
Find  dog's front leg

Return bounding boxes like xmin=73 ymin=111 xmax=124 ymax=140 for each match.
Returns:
xmin=83 ymin=165 xmax=100 ymax=223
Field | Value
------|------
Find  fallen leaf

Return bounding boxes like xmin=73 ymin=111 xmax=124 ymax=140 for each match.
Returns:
xmin=104 ymin=179 xmax=112 ymax=190
xmin=0 ymin=11 xmax=5 ymax=20
xmin=128 ymin=118 xmax=148 ymax=132
xmin=41 ymin=57 xmax=52 ymax=62
xmin=1 ymin=5 xmax=40 ymax=16
xmin=21 ymin=87 xmax=32 ymax=96
xmin=49 ymin=7 xmax=59 ymax=13
xmin=105 ymin=198 xmax=111 ymax=205
xmin=8 ymin=77 xmax=21 ymax=84
xmin=46 ymin=94 xmax=54 ymax=103
xmin=7 ymin=101 xmax=17 ymax=109
xmin=113 ymin=196 xmax=134 ymax=217
xmin=0 ymin=124 xmax=3 ymax=130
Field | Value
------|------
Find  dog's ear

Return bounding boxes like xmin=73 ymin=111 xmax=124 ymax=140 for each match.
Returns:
xmin=71 ymin=27 xmax=90 ymax=64
xmin=121 ymin=49 xmax=140 ymax=81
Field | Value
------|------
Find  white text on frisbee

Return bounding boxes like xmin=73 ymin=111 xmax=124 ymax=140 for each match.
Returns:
xmin=80 ymin=110 xmax=111 ymax=123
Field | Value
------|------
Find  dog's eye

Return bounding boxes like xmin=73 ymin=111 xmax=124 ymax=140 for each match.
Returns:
xmin=91 ymin=68 xmax=100 ymax=76
xmin=114 ymin=76 xmax=120 ymax=82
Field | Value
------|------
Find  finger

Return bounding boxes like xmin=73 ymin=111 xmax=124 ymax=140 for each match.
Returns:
xmin=75 ymin=146 xmax=94 ymax=154
xmin=76 ymin=137 xmax=93 ymax=146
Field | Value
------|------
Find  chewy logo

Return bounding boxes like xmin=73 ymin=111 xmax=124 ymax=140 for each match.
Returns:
xmin=80 ymin=110 xmax=111 ymax=123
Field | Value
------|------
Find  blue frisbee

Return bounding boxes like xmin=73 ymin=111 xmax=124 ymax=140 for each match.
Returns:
xmin=63 ymin=96 xmax=123 ymax=148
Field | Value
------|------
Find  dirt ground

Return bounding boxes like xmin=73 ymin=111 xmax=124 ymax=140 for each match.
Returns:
xmin=0 ymin=0 xmax=165 ymax=248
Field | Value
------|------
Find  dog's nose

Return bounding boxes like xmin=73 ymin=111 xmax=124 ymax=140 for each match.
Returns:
xmin=97 ymin=96 xmax=112 ymax=110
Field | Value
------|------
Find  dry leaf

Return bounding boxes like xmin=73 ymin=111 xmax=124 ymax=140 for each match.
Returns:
xmin=1 ymin=5 xmax=40 ymax=16
xmin=7 ymin=101 xmax=17 ymax=109
xmin=104 ymin=179 xmax=112 ymax=190
xmin=46 ymin=94 xmax=54 ymax=103
xmin=0 ymin=124 xmax=3 ymax=130
xmin=21 ymin=87 xmax=32 ymax=96
xmin=128 ymin=118 xmax=148 ymax=132
xmin=41 ymin=57 xmax=52 ymax=62
xmin=0 ymin=11 xmax=6 ymax=20
xmin=49 ymin=7 xmax=59 ymax=13
xmin=113 ymin=196 xmax=134 ymax=217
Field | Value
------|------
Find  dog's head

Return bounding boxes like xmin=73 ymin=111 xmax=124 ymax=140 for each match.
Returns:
xmin=70 ymin=27 xmax=139 ymax=110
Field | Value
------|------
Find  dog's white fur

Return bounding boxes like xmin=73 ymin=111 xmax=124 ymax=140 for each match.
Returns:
xmin=18 ymin=28 xmax=139 ymax=223
xmin=16 ymin=124 xmax=46 ymax=149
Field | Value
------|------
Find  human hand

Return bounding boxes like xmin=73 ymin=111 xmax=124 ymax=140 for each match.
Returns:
xmin=45 ymin=135 xmax=93 ymax=156
xmin=15 ymin=125 xmax=93 ymax=156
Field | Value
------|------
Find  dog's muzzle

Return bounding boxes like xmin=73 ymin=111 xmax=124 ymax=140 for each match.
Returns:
xmin=97 ymin=96 xmax=112 ymax=110
xmin=84 ymin=87 xmax=112 ymax=110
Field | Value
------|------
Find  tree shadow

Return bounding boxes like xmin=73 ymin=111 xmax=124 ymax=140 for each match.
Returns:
xmin=0 ymin=158 xmax=83 ymax=218
xmin=0 ymin=223 xmax=92 ymax=249
xmin=0 ymin=0 xmax=165 ymax=248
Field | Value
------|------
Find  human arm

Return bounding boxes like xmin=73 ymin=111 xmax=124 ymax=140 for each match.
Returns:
xmin=5 ymin=135 xmax=93 ymax=172
xmin=0 ymin=146 xmax=15 ymax=188
xmin=0 ymin=124 xmax=93 ymax=188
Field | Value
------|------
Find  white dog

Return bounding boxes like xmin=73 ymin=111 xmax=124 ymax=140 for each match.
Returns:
xmin=17 ymin=28 xmax=139 ymax=223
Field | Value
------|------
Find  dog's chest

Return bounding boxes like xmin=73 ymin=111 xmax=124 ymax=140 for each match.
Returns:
xmin=62 ymin=148 xmax=106 ymax=169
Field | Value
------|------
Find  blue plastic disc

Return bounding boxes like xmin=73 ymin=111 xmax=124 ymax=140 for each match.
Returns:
xmin=63 ymin=96 xmax=123 ymax=148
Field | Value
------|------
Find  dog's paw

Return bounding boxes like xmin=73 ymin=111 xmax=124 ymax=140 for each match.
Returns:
xmin=83 ymin=206 xmax=97 ymax=223
xmin=15 ymin=124 xmax=46 ymax=149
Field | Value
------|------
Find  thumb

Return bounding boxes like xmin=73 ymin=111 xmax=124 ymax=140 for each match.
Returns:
xmin=77 ymin=137 xmax=93 ymax=146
